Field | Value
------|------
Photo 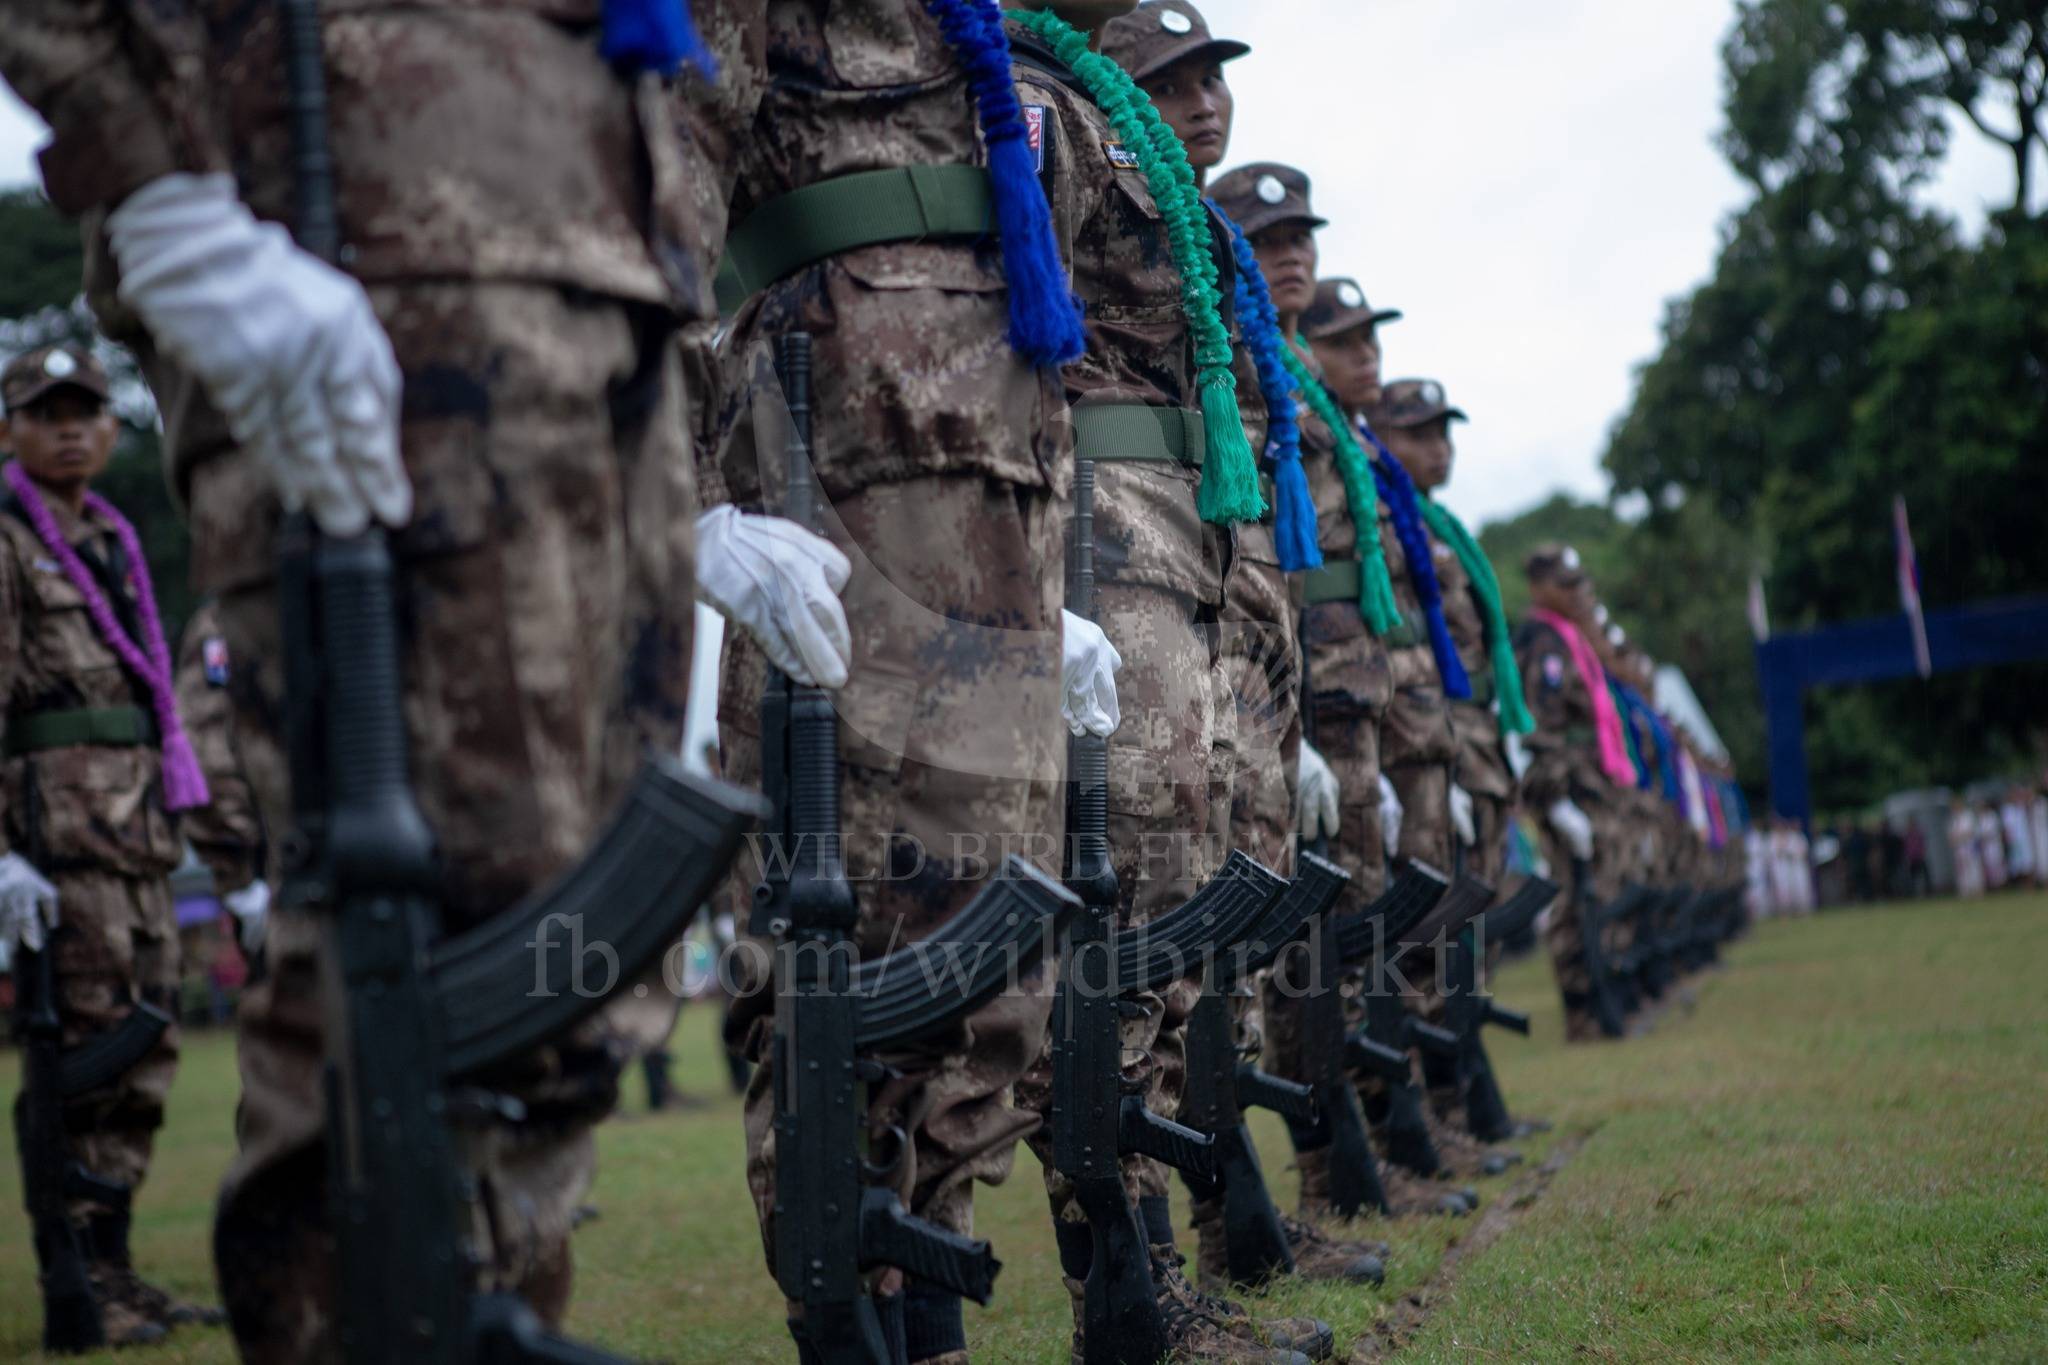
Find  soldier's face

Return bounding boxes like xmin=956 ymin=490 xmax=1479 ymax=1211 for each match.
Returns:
xmin=1382 ymin=417 xmax=1454 ymax=491
xmin=1310 ymin=324 xmax=1380 ymax=411
xmin=1250 ymin=223 xmax=1318 ymax=318
xmin=1144 ymin=59 xmax=1234 ymax=172
xmin=1528 ymin=572 xmax=1587 ymax=617
xmin=0 ymin=389 xmax=116 ymax=495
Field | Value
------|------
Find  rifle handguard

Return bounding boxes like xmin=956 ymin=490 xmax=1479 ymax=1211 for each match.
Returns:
xmin=859 ymin=1187 xmax=1000 ymax=1305
xmin=430 ymin=758 xmax=767 ymax=1080
xmin=1118 ymin=1096 xmax=1216 ymax=1181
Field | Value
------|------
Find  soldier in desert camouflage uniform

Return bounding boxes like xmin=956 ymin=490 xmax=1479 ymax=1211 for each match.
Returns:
xmin=0 ymin=0 xmax=853 ymax=1352
xmin=998 ymin=6 xmax=1330 ymax=1361
xmin=1516 ymin=545 xmax=1634 ymax=1040
xmin=708 ymin=4 xmax=1085 ymax=1359
xmin=0 ymin=344 xmax=223 ymax=1344
xmin=1103 ymin=0 xmax=1390 ymax=1296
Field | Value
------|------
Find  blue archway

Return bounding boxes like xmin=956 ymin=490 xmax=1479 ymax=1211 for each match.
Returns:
xmin=1755 ymin=595 xmax=2048 ymax=826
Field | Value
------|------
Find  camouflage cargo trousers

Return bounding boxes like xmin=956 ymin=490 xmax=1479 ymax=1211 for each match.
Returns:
xmin=27 ymin=868 xmax=181 ymax=1221
xmin=1018 ymin=578 xmax=1220 ymax=1216
xmin=198 ymin=282 xmax=698 ymax=1362
xmin=1537 ymin=795 xmax=1627 ymax=1041
xmin=722 ymin=473 xmax=1068 ymax=1252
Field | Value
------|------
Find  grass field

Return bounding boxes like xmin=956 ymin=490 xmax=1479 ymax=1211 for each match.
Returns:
xmin=5 ymin=892 xmax=2046 ymax=1363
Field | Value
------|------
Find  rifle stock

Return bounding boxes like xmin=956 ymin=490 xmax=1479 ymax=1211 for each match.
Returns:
xmin=15 ymin=948 xmax=108 ymax=1352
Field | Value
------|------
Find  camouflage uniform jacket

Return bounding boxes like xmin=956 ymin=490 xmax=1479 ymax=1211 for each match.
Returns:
xmin=1296 ymin=354 xmax=1391 ymax=722
xmin=715 ymin=3 xmax=1065 ymax=508
xmin=1512 ymin=616 xmax=1611 ymax=811
xmin=1436 ymin=532 xmax=1514 ymax=802
xmin=1375 ymin=498 xmax=1456 ymax=769
xmin=0 ymin=495 xmax=181 ymax=878
xmin=1009 ymin=30 xmax=1225 ymax=605
xmin=3 ymin=0 xmax=709 ymax=500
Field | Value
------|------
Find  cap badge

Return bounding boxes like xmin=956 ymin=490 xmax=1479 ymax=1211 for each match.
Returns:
xmin=43 ymin=351 xmax=77 ymax=380
xmin=1561 ymin=546 xmax=1582 ymax=571
xmin=1255 ymin=174 xmax=1287 ymax=205
xmin=1159 ymin=8 xmax=1193 ymax=33
xmin=1337 ymin=282 xmax=1364 ymax=308
xmin=1419 ymin=380 xmax=1443 ymax=406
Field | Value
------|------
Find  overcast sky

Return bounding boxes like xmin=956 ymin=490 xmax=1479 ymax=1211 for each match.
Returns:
xmin=0 ymin=0 xmax=2023 ymax=527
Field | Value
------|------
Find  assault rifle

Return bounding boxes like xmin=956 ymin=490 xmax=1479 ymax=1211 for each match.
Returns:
xmin=281 ymin=5 xmax=766 ymax=1358
xmin=1178 ymin=853 xmax=1347 ymax=1288
xmin=758 ymin=334 xmax=1074 ymax=1362
xmin=1285 ymin=865 xmax=1448 ymax=1217
xmin=1437 ymin=878 xmax=1555 ymax=1143
xmin=1345 ymin=874 xmax=1492 ymax=1176
xmin=1055 ymin=456 xmax=1228 ymax=1365
xmin=14 ymin=889 xmax=173 ymax=1351
xmin=1570 ymin=860 xmax=1628 ymax=1038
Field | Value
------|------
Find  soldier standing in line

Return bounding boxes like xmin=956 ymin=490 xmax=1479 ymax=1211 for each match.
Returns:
xmin=1000 ymin=5 xmax=1329 ymax=1359
xmin=1206 ymin=165 xmax=1476 ymax=1219
xmin=0 ymin=344 xmax=224 ymax=1345
xmin=709 ymin=4 xmax=1123 ymax=1359
xmin=1104 ymin=0 xmax=1391 ymax=1291
xmin=1 ymin=0 xmax=853 ymax=1351
xmin=1514 ymin=545 xmax=1639 ymax=1040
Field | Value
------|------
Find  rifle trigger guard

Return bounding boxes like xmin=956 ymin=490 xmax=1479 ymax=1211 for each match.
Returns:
xmin=446 ymin=1088 xmax=528 ymax=1127
xmin=1117 ymin=1050 xmax=1157 ymax=1096
xmin=861 ymin=1123 xmax=910 ymax=1181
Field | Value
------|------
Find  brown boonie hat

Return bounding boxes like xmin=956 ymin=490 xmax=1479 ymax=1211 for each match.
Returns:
xmin=1302 ymin=277 xmax=1403 ymax=340
xmin=1375 ymin=378 xmax=1466 ymax=429
xmin=2 ymin=344 xmax=110 ymax=414
xmin=1525 ymin=542 xmax=1588 ymax=586
xmin=1209 ymin=162 xmax=1327 ymax=238
xmin=1103 ymin=0 xmax=1250 ymax=83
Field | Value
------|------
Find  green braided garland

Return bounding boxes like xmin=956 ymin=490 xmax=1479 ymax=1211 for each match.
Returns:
xmin=1417 ymin=497 xmax=1536 ymax=736
xmin=1278 ymin=339 xmax=1401 ymax=635
xmin=1006 ymin=7 xmax=1265 ymax=525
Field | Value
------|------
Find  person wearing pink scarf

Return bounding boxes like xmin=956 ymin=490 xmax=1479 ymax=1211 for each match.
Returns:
xmin=0 ymin=343 xmax=224 ymax=1343
xmin=1511 ymin=543 xmax=1632 ymax=1041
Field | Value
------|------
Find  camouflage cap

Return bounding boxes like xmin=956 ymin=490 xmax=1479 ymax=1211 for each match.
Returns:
xmin=1374 ymin=378 xmax=1466 ymax=429
xmin=1301 ymin=277 xmax=1403 ymax=340
xmin=1209 ymin=162 xmax=1327 ymax=238
xmin=1103 ymin=0 xmax=1250 ymax=83
xmin=2 ymin=344 xmax=110 ymax=414
xmin=1525 ymin=542 xmax=1588 ymax=586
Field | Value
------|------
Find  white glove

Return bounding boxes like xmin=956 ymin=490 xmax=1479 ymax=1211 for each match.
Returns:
xmin=107 ymin=174 xmax=408 ymax=536
xmin=1059 ymin=610 xmax=1122 ymax=738
xmin=1450 ymin=784 xmax=1476 ymax=847
xmin=0 ymin=853 xmax=60 ymax=954
xmin=224 ymin=880 xmax=271 ymax=955
xmin=1548 ymin=798 xmax=1595 ymax=861
xmin=1296 ymin=742 xmax=1340 ymax=842
xmin=694 ymin=505 xmax=852 ymax=688
xmin=1378 ymin=773 xmax=1403 ymax=854
xmin=1502 ymin=729 xmax=1533 ymax=781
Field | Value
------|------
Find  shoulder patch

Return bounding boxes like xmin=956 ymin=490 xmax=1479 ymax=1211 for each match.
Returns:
xmin=1103 ymin=138 xmax=1140 ymax=170
xmin=1541 ymin=654 xmax=1566 ymax=689
xmin=32 ymin=557 xmax=60 ymax=575
xmin=1023 ymin=105 xmax=1047 ymax=174
xmin=202 ymin=636 xmax=231 ymax=688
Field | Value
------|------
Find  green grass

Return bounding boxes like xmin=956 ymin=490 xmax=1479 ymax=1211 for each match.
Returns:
xmin=5 ymin=893 xmax=2046 ymax=1362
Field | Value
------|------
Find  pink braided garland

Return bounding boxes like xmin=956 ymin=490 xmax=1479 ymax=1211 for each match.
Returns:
xmin=4 ymin=462 xmax=209 ymax=810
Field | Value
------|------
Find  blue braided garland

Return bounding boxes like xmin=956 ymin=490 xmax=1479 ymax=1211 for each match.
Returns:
xmin=1213 ymin=207 xmax=1319 ymax=570
xmin=925 ymin=0 xmax=1085 ymax=366
xmin=601 ymin=0 xmax=713 ymax=76
xmin=1363 ymin=422 xmax=1471 ymax=698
